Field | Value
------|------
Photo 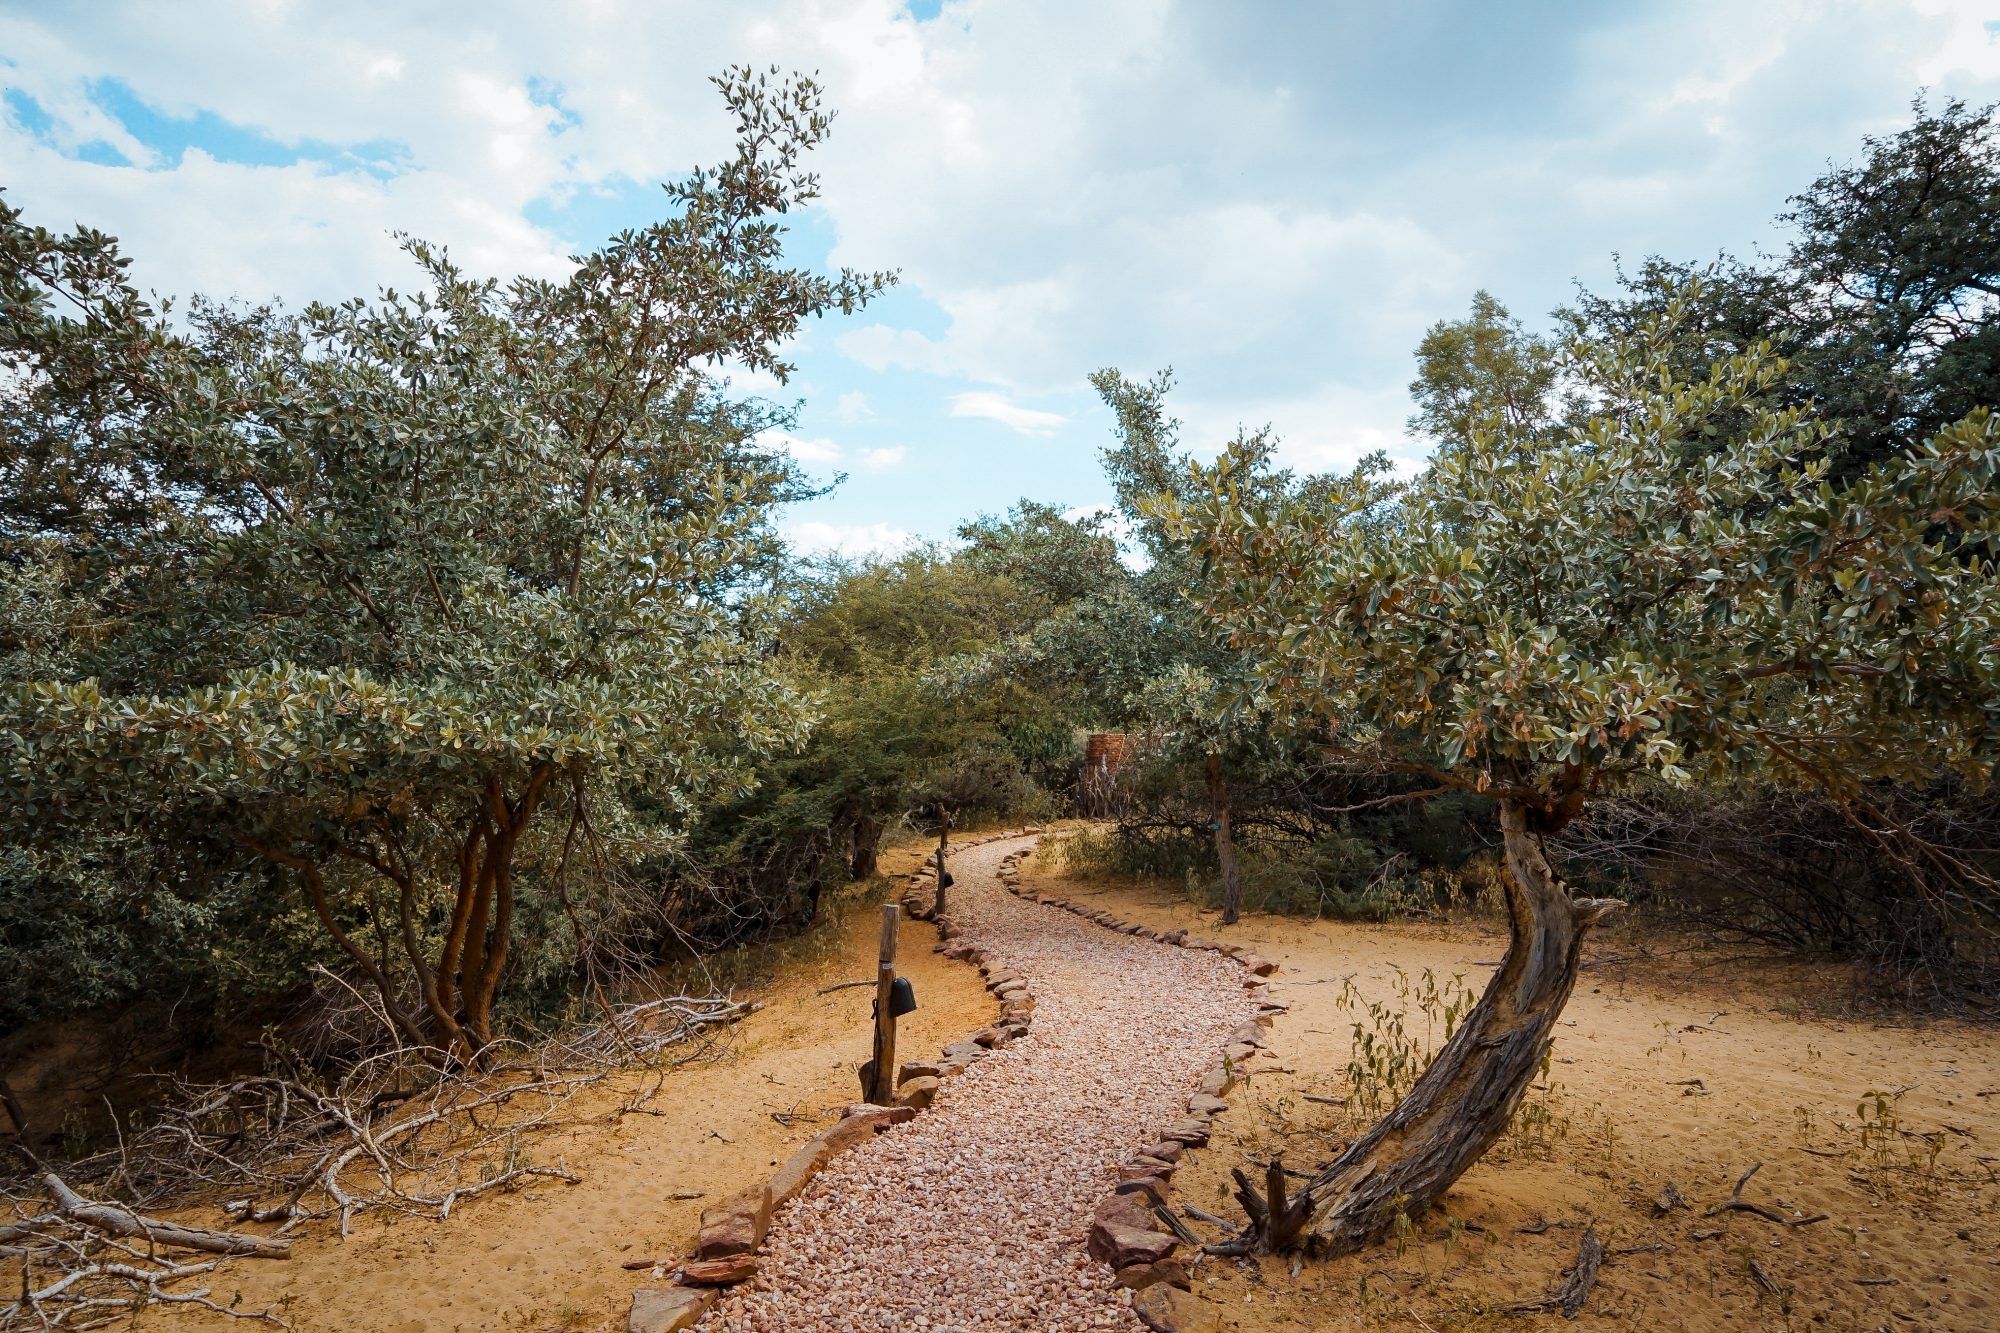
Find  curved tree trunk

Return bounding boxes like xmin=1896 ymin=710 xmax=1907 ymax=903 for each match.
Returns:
xmin=1253 ymin=798 xmax=1619 ymax=1255
xmin=1205 ymin=752 xmax=1242 ymax=926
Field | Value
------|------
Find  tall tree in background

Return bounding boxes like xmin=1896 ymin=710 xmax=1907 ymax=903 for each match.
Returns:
xmin=962 ymin=372 xmax=1284 ymax=922
xmin=1162 ymin=297 xmax=2000 ymax=1254
xmin=1 ymin=68 xmax=889 ymax=1062
xmin=1568 ymin=96 xmax=1999 ymax=482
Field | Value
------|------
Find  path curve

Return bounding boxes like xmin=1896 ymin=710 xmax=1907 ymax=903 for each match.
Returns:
xmin=700 ymin=834 xmax=1256 ymax=1332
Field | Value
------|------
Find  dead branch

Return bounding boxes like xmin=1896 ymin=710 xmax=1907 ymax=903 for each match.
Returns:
xmin=41 ymin=1174 xmax=289 ymax=1257
xmin=1503 ymin=1226 xmax=1603 ymax=1319
xmin=1703 ymin=1161 xmax=1828 ymax=1227
xmin=3 ymin=986 xmax=748 ymax=1329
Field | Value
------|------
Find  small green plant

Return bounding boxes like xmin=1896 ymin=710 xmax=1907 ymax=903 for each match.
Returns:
xmin=1331 ymin=966 xmax=1566 ymax=1155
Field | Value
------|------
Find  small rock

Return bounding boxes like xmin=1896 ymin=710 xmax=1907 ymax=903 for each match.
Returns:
xmin=898 ymin=1061 xmax=944 ymax=1081
xmin=1133 ymin=1284 xmax=1222 ymax=1333
xmin=629 ymin=1286 xmax=716 ymax=1333
xmin=1116 ymin=1257 xmax=1192 ymax=1291
xmin=679 ymin=1253 xmax=758 ymax=1286
xmin=1197 ymin=1066 xmax=1237 ymax=1098
xmin=1113 ymin=1176 xmax=1170 ymax=1207
xmin=1144 ymin=1141 xmax=1185 ymax=1163
xmin=767 ymin=1140 xmax=834 ymax=1206
xmin=695 ymin=1183 xmax=772 ymax=1258
xmin=897 ymin=1075 xmax=941 ymax=1110
xmin=1188 ymin=1094 xmax=1230 ymax=1116
xmin=1096 ymin=1224 xmax=1178 ymax=1268
xmin=1240 ymin=953 xmax=1278 ymax=976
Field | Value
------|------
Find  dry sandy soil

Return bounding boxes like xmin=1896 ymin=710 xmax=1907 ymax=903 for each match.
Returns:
xmin=1035 ymin=853 xmax=2000 ymax=1333
xmin=157 ymin=830 xmax=2000 ymax=1332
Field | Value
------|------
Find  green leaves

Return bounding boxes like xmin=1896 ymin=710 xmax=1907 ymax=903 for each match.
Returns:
xmin=1162 ymin=295 xmax=2000 ymax=812
xmin=0 ymin=72 xmax=886 ymax=1034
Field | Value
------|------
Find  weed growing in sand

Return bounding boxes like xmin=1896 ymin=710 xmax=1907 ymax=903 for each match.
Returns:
xmin=1829 ymin=1087 xmax=2000 ymax=1219
xmin=1329 ymin=968 xmax=1568 ymax=1158
xmin=1852 ymin=1089 xmax=1947 ymax=1201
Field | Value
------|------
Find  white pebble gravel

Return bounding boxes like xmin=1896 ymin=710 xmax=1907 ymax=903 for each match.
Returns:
xmin=700 ymin=835 xmax=1255 ymax=1332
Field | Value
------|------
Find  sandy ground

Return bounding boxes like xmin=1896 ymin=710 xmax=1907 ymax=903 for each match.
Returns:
xmin=168 ymin=838 xmax=996 ymax=1332
xmin=1032 ymin=852 xmax=2000 ymax=1332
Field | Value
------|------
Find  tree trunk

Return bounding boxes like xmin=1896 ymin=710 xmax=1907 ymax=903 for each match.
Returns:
xmin=1262 ymin=798 xmax=1619 ymax=1254
xmin=851 ymin=812 xmax=883 ymax=881
xmin=1205 ymin=752 xmax=1242 ymax=926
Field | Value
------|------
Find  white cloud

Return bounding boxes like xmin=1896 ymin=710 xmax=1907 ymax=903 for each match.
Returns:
xmin=858 ymin=445 xmax=906 ymax=470
xmin=785 ymin=519 xmax=915 ymax=559
xmin=948 ymin=391 xmax=1067 ymax=437
xmin=836 ymin=323 xmax=950 ymax=375
xmin=763 ymin=430 xmax=843 ymax=467
xmin=4 ymin=0 xmax=1994 ymax=519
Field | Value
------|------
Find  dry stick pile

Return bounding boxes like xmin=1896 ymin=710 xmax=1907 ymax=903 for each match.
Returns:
xmin=1 ymin=994 xmax=752 ymax=1329
xmin=701 ymin=836 xmax=1260 ymax=1332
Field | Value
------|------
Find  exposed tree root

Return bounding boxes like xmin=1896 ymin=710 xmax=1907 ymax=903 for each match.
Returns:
xmin=1703 ymin=1162 xmax=1828 ymax=1228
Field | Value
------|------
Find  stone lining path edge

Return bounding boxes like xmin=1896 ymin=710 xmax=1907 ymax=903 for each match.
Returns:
xmin=628 ymin=830 xmax=1279 ymax=1333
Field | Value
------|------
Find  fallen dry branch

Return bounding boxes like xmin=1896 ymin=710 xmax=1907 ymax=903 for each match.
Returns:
xmin=3 ymin=988 xmax=748 ymax=1330
xmin=42 ymin=1174 xmax=289 ymax=1258
xmin=0 ymin=1194 xmax=290 ymax=1329
xmin=1703 ymin=1162 xmax=1828 ymax=1228
xmin=1502 ymin=1226 xmax=1604 ymax=1319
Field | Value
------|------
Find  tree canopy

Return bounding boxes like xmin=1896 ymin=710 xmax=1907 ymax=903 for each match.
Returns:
xmin=1 ymin=68 xmax=889 ymax=1059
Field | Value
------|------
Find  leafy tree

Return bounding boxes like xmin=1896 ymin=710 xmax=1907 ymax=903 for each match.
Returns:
xmin=740 ymin=547 xmax=1052 ymax=890
xmin=1407 ymin=289 xmax=1559 ymax=447
xmin=1 ymin=69 xmax=889 ymax=1062
xmin=1568 ymin=96 xmax=1999 ymax=483
xmin=1159 ymin=297 xmax=2000 ymax=1254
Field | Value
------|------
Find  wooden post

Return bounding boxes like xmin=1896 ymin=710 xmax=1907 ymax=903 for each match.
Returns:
xmin=934 ymin=806 xmax=952 ymax=919
xmin=867 ymin=903 xmax=901 ymax=1105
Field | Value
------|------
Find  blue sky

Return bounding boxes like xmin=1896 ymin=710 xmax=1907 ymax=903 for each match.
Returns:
xmin=4 ymin=1 xmax=1998 ymax=555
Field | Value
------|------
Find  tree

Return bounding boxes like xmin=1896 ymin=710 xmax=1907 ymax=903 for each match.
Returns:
xmin=758 ymin=547 xmax=1051 ymax=886
xmin=1 ymin=68 xmax=890 ymax=1063
xmin=1407 ymin=289 xmax=1559 ymax=447
xmin=1158 ymin=295 xmax=2000 ymax=1254
xmin=1568 ymin=97 xmax=1999 ymax=483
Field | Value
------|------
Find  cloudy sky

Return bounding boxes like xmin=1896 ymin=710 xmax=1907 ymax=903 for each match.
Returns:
xmin=5 ymin=2 xmax=1999 ymax=556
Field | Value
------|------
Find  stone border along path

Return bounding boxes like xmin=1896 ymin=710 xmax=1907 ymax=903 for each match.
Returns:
xmin=626 ymin=830 xmax=1284 ymax=1333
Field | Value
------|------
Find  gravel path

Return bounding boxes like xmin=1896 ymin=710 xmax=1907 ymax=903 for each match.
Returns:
xmin=701 ymin=835 xmax=1256 ymax=1332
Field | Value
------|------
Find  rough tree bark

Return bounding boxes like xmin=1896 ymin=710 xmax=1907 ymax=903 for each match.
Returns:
xmin=1241 ymin=797 xmax=1620 ymax=1254
xmin=850 ymin=812 xmax=883 ymax=881
xmin=1205 ymin=752 xmax=1243 ymax=926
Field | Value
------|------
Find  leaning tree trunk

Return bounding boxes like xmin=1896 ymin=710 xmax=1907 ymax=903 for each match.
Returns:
xmin=1204 ymin=752 xmax=1243 ymax=926
xmin=1243 ymin=798 xmax=1620 ymax=1254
